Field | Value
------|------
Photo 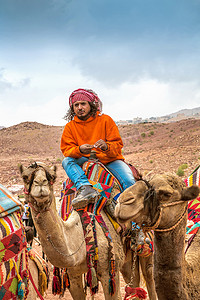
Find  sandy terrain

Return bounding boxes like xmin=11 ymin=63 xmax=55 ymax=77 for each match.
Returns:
xmin=1 ymin=118 xmax=200 ymax=299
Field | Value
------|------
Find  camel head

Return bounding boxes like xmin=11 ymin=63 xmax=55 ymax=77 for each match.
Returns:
xmin=115 ymin=174 xmax=200 ymax=230
xmin=19 ymin=162 xmax=57 ymax=209
xmin=115 ymin=180 xmax=149 ymax=226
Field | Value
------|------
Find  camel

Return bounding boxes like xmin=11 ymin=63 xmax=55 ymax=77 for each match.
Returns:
xmin=115 ymin=173 xmax=200 ymax=300
xmin=19 ymin=162 xmax=157 ymax=300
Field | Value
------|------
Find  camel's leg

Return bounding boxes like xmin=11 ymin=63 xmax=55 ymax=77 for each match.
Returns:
xmin=68 ymin=274 xmax=86 ymax=300
xmin=100 ymin=271 xmax=121 ymax=300
xmin=139 ymin=255 xmax=157 ymax=300
xmin=121 ymin=251 xmax=140 ymax=287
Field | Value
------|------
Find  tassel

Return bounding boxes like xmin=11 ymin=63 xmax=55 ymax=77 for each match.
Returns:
xmin=109 ymin=277 xmax=116 ymax=296
xmin=52 ymin=267 xmax=62 ymax=295
xmin=108 ymin=259 xmax=116 ymax=296
xmin=63 ymin=268 xmax=70 ymax=290
xmin=91 ymin=266 xmax=98 ymax=288
xmin=124 ymin=286 xmax=147 ymax=299
xmin=86 ymin=268 xmax=92 ymax=287
xmin=39 ymin=270 xmax=47 ymax=296
xmin=13 ymin=259 xmax=26 ymax=300
xmin=18 ymin=279 xmax=26 ymax=300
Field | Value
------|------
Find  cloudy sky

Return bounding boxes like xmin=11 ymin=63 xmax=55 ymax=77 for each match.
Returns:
xmin=1 ymin=0 xmax=200 ymax=127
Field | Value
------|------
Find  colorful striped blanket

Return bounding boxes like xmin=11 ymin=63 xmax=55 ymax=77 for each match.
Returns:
xmin=0 ymin=184 xmax=22 ymax=217
xmin=185 ymin=165 xmax=200 ymax=248
xmin=59 ymin=160 xmax=122 ymax=222
xmin=0 ymin=185 xmax=29 ymax=300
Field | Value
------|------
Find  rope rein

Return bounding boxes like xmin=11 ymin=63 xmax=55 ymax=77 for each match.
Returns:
xmin=128 ymin=225 xmax=140 ymax=288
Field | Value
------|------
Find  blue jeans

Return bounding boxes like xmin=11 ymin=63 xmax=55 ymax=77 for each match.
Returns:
xmin=62 ymin=157 xmax=136 ymax=191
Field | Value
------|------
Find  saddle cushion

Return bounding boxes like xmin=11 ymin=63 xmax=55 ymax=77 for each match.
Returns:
xmin=0 ymin=184 xmax=22 ymax=218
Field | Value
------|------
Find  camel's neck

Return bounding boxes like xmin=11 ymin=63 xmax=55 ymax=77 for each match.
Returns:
xmin=154 ymin=214 xmax=188 ymax=299
xmin=31 ymin=195 xmax=86 ymax=269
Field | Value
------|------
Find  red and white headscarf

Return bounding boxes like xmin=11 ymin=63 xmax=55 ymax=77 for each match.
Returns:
xmin=69 ymin=88 xmax=102 ymax=112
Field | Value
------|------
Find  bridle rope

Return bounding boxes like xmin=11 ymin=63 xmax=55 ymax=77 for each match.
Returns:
xmin=141 ymin=180 xmax=187 ymax=233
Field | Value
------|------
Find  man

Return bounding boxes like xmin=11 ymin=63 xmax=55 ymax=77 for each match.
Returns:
xmin=61 ymin=88 xmax=136 ymax=209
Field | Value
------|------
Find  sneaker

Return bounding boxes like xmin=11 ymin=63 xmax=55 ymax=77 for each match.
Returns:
xmin=72 ymin=185 xmax=99 ymax=209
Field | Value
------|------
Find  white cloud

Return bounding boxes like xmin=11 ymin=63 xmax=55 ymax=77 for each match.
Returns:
xmin=1 ymin=59 xmax=200 ymax=127
xmin=101 ymin=79 xmax=200 ymax=121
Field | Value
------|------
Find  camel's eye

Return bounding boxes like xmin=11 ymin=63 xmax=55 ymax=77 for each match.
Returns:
xmin=43 ymin=180 xmax=48 ymax=186
xmin=163 ymin=192 xmax=172 ymax=198
xmin=157 ymin=190 xmax=173 ymax=199
xmin=22 ymin=175 xmax=29 ymax=183
xmin=33 ymin=179 xmax=48 ymax=186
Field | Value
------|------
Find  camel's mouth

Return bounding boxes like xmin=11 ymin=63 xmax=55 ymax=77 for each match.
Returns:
xmin=33 ymin=195 xmax=50 ymax=203
xmin=115 ymin=201 xmax=144 ymax=227
xmin=115 ymin=203 xmax=134 ymax=223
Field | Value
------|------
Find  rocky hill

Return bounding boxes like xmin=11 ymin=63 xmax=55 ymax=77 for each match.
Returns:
xmin=0 ymin=119 xmax=200 ymax=197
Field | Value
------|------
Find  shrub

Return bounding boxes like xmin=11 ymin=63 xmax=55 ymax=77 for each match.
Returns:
xmin=180 ymin=163 xmax=188 ymax=170
xmin=176 ymin=163 xmax=188 ymax=177
xmin=176 ymin=168 xmax=184 ymax=177
xmin=141 ymin=132 xmax=146 ymax=138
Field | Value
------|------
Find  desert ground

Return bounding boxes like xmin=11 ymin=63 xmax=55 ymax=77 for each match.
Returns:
xmin=1 ymin=118 xmax=200 ymax=299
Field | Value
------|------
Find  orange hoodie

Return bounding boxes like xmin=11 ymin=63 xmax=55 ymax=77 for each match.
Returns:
xmin=60 ymin=112 xmax=124 ymax=165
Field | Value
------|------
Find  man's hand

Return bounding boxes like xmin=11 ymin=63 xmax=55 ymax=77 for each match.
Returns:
xmin=94 ymin=139 xmax=108 ymax=151
xmin=79 ymin=144 xmax=94 ymax=154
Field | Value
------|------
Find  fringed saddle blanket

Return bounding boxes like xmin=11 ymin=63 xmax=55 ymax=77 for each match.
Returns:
xmin=0 ymin=185 xmax=29 ymax=300
xmin=27 ymin=247 xmax=49 ymax=296
xmin=59 ymin=160 xmax=122 ymax=222
xmin=185 ymin=165 xmax=200 ymax=252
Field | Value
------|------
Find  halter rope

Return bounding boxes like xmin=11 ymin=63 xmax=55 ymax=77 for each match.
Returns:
xmin=141 ymin=179 xmax=187 ymax=233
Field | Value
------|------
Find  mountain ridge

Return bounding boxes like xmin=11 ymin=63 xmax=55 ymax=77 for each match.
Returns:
xmin=1 ymin=118 xmax=200 ymax=198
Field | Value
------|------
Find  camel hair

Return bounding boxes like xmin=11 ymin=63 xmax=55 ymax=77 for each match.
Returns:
xmin=115 ymin=173 xmax=200 ymax=300
xmin=19 ymin=162 xmax=157 ymax=300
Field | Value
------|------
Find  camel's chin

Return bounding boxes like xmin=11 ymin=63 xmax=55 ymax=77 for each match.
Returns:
xmin=33 ymin=195 xmax=49 ymax=203
xmin=115 ymin=202 xmax=143 ymax=226
xmin=116 ymin=216 xmax=131 ymax=225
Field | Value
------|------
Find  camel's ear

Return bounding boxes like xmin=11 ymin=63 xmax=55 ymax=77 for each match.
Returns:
xmin=181 ymin=185 xmax=200 ymax=201
xmin=18 ymin=164 xmax=30 ymax=183
xmin=18 ymin=164 xmax=25 ymax=175
xmin=49 ymin=165 xmax=57 ymax=181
